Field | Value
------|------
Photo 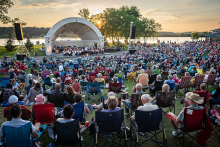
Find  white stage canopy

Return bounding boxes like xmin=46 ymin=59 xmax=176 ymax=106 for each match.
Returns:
xmin=44 ymin=17 xmax=104 ymax=55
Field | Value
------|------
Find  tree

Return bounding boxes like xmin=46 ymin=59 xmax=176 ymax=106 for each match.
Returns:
xmin=5 ymin=32 xmax=15 ymax=51
xmin=25 ymin=35 xmax=34 ymax=51
xmin=0 ymin=0 xmax=27 ymax=26
xmin=78 ymin=8 xmax=90 ymax=20
xmin=191 ymin=32 xmax=199 ymax=40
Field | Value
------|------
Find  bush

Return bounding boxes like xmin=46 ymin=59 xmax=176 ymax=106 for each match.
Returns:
xmin=5 ymin=33 xmax=16 ymax=51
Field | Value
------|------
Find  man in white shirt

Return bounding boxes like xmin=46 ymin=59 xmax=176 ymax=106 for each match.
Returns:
xmin=130 ymin=94 xmax=158 ymax=134
xmin=1 ymin=104 xmax=40 ymax=141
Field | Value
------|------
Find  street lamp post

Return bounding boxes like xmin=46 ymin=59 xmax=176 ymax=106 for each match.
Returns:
xmin=128 ymin=22 xmax=133 ymax=50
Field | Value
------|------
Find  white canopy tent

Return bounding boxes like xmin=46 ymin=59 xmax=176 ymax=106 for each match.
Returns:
xmin=44 ymin=17 xmax=104 ymax=56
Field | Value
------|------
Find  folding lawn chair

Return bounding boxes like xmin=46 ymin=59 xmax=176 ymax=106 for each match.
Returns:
xmin=155 ymin=91 xmax=176 ymax=115
xmin=0 ymin=78 xmax=10 ymax=88
xmin=64 ymin=94 xmax=75 ymax=104
xmin=80 ymin=81 xmax=88 ymax=93
xmin=206 ymin=74 xmax=217 ymax=87
xmin=190 ymin=75 xmax=205 ymax=90
xmin=109 ymin=82 xmax=122 ymax=97
xmin=161 ymin=72 xmax=169 ymax=81
xmin=194 ymin=91 xmax=208 ymax=107
xmin=86 ymin=82 xmax=101 ymax=104
xmin=53 ymin=119 xmax=82 ymax=147
xmin=178 ymin=76 xmax=191 ymax=94
xmin=32 ymin=103 xmax=55 ymax=124
xmin=131 ymin=108 xmax=167 ymax=147
xmin=5 ymin=108 xmax=29 ymax=121
xmin=94 ymin=109 xmax=128 ymax=147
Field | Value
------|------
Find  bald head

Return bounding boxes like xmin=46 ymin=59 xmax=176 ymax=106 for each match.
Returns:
xmin=136 ymin=83 xmax=142 ymax=91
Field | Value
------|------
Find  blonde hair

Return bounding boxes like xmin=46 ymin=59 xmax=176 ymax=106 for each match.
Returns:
xmin=106 ymin=96 xmax=118 ymax=110
xmin=162 ymin=84 xmax=170 ymax=92
xmin=185 ymin=72 xmax=190 ymax=76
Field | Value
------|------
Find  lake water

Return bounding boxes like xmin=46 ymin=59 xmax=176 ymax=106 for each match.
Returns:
xmin=0 ymin=37 xmax=205 ymax=46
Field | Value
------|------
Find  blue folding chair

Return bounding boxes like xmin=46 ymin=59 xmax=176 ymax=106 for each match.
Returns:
xmin=0 ymin=78 xmax=10 ymax=88
xmin=9 ymin=72 xmax=14 ymax=79
xmin=74 ymin=64 xmax=79 ymax=70
xmin=64 ymin=101 xmax=85 ymax=123
xmin=43 ymin=78 xmax=52 ymax=90
xmin=61 ymin=83 xmax=65 ymax=92
xmin=29 ymin=63 xmax=32 ymax=68
xmin=53 ymin=64 xmax=58 ymax=70
xmin=69 ymin=65 xmax=74 ymax=69
xmin=47 ymin=64 xmax=53 ymax=69
xmin=86 ymin=82 xmax=101 ymax=104
xmin=166 ymin=81 xmax=175 ymax=91
xmin=42 ymin=63 xmax=47 ymax=68
xmin=2 ymin=122 xmax=33 ymax=147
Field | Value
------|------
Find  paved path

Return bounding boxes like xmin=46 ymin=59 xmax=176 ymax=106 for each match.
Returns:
xmin=0 ymin=51 xmax=129 ymax=61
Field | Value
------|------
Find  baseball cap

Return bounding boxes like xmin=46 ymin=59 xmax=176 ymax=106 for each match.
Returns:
xmin=8 ymin=95 xmax=18 ymax=104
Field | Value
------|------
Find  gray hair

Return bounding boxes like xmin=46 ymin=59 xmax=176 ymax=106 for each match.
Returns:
xmin=136 ymin=83 xmax=142 ymax=91
xmin=75 ymin=79 xmax=78 ymax=83
xmin=113 ymin=77 xmax=118 ymax=83
xmin=141 ymin=94 xmax=151 ymax=100
xmin=162 ymin=84 xmax=170 ymax=92
xmin=98 ymin=73 xmax=102 ymax=78
xmin=157 ymin=75 xmax=162 ymax=80
xmin=173 ymin=74 xmax=177 ymax=78
xmin=141 ymin=69 xmax=145 ymax=73
xmin=108 ymin=92 xmax=115 ymax=97
xmin=168 ymin=75 xmax=173 ymax=80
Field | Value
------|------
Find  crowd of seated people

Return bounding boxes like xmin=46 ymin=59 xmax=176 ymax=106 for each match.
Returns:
xmin=0 ymin=40 xmax=220 ymax=146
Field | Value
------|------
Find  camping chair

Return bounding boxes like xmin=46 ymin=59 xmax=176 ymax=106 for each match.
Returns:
xmin=194 ymin=91 xmax=208 ymax=107
xmin=89 ymin=73 xmax=97 ymax=82
xmin=48 ymin=94 xmax=64 ymax=116
xmin=131 ymin=108 xmax=167 ymax=147
xmin=166 ymin=81 xmax=175 ymax=91
xmin=86 ymin=82 xmax=101 ymax=104
xmin=2 ymin=122 xmax=35 ymax=147
xmin=155 ymin=91 xmax=176 ymax=115
xmin=99 ymin=80 xmax=105 ymax=95
xmin=47 ymin=64 xmax=53 ymax=69
xmin=41 ymin=71 xmax=50 ymax=77
xmin=125 ymin=93 xmax=145 ymax=116
xmin=64 ymin=101 xmax=85 ymax=123
xmin=205 ymin=74 xmax=217 ymax=87
xmin=161 ymin=72 xmax=169 ymax=81
xmin=190 ymin=75 xmax=205 ymax=90
xmin=32 ymin=103 xmax=55 ymax=124
xmin=109 ymin=82 xmax=122 ymax=96
xmin=53 ymin=64 xmax=58 ymax=70
xmin=43 ymin=78 xmax=52 ymax=90
xmin=94 ymin=109 xmax=128 ymax=147
xmin=69 ymin=65 xmax=74 ymax=69
xmin=80 ymin=81 xmax=88 ymax=93
xmin=5 ymin=108 xmax=29 ymax=121
xmin=53 ymin=119 xmax=82 ymax=147
xmin=208 ymin=114 xmax=220 ymax=140
xmin=42 ymin=63 xmax=47 ymax=68
xmin=178 ymin=76 xmax=191 ymax=94
xmin=0 ymin=78 xmax=10 ymax=88
xmin=9 ymin=72 xmax=14 ymax=79
xmin=167 ymin=108 xmax=209 ymax=147
xmin=64 ymin=94 xmax=75 ymax=104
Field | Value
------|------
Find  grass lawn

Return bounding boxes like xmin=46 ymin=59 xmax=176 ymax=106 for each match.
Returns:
xmin=0 ymin=66 xmax=219 ymax=147
xmin=0 ymin=45 xmax=46 ymax=58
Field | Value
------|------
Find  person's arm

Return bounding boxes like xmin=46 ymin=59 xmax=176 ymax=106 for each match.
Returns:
xmin=26 ymin=88 xmax=33 ymax=100
xmin=85 ymin=105 xmax=90 ymax=113
xmin=136 ymin=75 xmax=140 ymax=84
xmin=13 ymin=89 xmax=19 ymax=98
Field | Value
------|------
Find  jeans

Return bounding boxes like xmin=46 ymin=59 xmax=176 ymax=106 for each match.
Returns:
xmin=124 ymin=98 xmax=131 ymax=114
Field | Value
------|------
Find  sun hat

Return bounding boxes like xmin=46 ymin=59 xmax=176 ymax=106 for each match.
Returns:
xmin=185 ymin=92 xmax=204 ymax=104
xmin=8 ymin=95 xmax=18 ymax=104
xmin=35 ymin=94 xmax=45 ymax=104
xmin=121 ymin=90 xmax=128 ymax=94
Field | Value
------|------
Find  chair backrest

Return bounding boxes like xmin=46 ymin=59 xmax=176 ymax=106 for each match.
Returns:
xmin=61 ymin=83 xmax=65 ymax=92
xmin=48 ymin=93 xmax=64 ymax=107
xmin=80 ymin=81 xmax=88 ymax=87
xmin=102 ymin=76 xmax=108 ymax=83
xmin=149 ymin=74 xmax=157 ymax=84
xmin=32 ymin=103 xmax=55 ymax=124
xmin=0 ymin=78 xmax=10 ymax=88
xmin=5 ymin=108 xmax=29 ymax=121
xmin=9 ymin=72 xmax=14 ymax=79
xmin=64 ymin=94 xmax=75 ymax=104
xmin=109 ymin=82 xmax=122 ymax=93
xmin=135 ymin=108 xmax=162 ymax=132
xmin=87 ymin=82 xmax=101 ymax=93
xmin=179 ymin=76 xmax=191 ymax=88
xmin=206 ymin=74 xmax=217 ymax=85
xmin=165 ymin=81 xmax=175 ymax=90
xmin=42 ymin=71 xmax=50 ymax=77
xmin=54 ymin=120 xmax=80 ymax=146
xmin=3 ymin=122 xmax=32 ymax=147
xmin=95 ymin=109 xmax=124 ymax=133
xmin=72 ymin=102 xmax=84 ymax=122
xmin=193 ymin=91 xmax=208 ymax=106
xmin=161 ymin=72 xmax=168 ymax=81
xmin=155 ymin=80 xmax=164 ymax=91
xmin=130 ymin=93 xmax=145 ymax=110
xmin=193 ymin=75 xmax=205 ymax=87
xmin=183 ymin=107 xmax=205 ymax=132
xmin=155 ymin=69 xmax=161 ymax=75
xmin=44 ymin=78 xmax=51 ymax=86
xmin=156 ymin=91 xmax=175 ymax=108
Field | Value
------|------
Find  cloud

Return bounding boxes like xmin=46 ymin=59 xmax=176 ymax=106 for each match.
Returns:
xmin=144 ymin=9 xmax=161 ymax=16
xmin=169 ymin=14 xmax=185 ymax=19
xmin=14 ymin=1 xmax=82 ymax=9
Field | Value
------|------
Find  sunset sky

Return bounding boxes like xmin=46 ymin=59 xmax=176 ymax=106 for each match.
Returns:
xmin=1 ymin=0 xmax=220 ymax=32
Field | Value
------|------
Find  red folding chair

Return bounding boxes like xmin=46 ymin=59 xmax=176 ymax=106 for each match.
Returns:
xmin=19 ymin=64 xmax=25 ymax=70
xmin=194 ymin=91 xmax=208 ymax=106
xmin=167 ymin=107 xmax=207 ymax=147
xmin=32 ymin=103 xmax=55 ymax=124
xmin=205 ymin=74 xmax=217 ymax=87
xmin=190 ymin=75 xmax=205 ymax=90
xmin=89 ymin=73 xmax=97 ymax=82
xmin=109 ymin=82 xmax=122 ymax=94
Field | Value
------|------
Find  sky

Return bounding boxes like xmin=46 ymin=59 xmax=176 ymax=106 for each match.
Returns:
xmin=1 ymin=0 xmax=220 ymax=32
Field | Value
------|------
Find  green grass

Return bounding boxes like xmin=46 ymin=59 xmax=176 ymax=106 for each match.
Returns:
xmin=0 ymin=45 xmax=46 ymax=58
xmin=0 ymin=65 xmax=219 ymax=147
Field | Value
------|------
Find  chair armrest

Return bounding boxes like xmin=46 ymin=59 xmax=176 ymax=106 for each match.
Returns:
xmin=121 ymin=100 xmax=131 ymax=103
xmin=166 ymin=114 xmax=184 ymax=123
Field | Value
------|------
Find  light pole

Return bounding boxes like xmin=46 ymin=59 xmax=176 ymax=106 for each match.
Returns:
xmin=128 ymin=22 xmax=133 ymax=50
